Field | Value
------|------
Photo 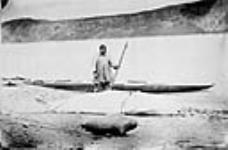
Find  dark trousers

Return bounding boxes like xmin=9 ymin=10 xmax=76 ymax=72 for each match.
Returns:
xmin=94 ymin=81 xmax=111 ymax=92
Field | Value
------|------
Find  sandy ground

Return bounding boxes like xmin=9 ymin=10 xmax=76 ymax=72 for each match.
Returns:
xmin=0 ymin=79 xmax=228 ymax=150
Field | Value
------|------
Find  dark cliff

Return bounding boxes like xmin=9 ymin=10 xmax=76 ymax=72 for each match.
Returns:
xmin=2 ymin=0 xmax=227 ymax=43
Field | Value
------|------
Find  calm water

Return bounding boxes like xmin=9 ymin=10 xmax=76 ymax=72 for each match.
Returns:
xmin=0 ymin=34 xmax=227 ymax=82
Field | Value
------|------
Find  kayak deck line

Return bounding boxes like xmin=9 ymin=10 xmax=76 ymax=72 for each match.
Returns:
xmin=33 ymin=82 xmax=214 ymax=93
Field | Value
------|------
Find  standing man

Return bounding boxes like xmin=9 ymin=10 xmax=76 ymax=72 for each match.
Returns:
xmin=93 ymin=44 xmax=119 ymax=91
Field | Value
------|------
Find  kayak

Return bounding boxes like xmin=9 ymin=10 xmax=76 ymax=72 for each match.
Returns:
xmin=38 ymin=82 xmax=213 ymax=93
xmin=112 ymin=84 xmax=213 ymax=93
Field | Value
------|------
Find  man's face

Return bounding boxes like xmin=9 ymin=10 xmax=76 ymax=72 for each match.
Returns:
xmin=100 ymin=48 xmax=107 ymax=56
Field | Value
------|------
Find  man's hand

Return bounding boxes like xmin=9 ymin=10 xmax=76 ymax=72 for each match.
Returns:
xmin=113 ymin=66 xmax=120 ymax=70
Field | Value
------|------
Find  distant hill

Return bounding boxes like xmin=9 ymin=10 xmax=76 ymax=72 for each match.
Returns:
xmin=2 ymin=0 xmax=227 ymax=43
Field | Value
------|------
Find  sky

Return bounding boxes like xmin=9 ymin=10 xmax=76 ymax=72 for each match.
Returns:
xmin=1 ymin=0 xmax=200 ymax=21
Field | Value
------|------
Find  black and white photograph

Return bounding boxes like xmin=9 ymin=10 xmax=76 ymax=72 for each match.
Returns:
xmin=0 ymin=0 xmax=228 ymax=149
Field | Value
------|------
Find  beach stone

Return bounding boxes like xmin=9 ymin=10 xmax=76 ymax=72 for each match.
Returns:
xmin=81 ymin=114 xmax=137 ymax=136
xmin=3 ymin=81 xmax=17 ymax=87
xmin=0 ymin=128 xmax=10 ymax=149
xmin=0 ymin=124 xmax=40 ymax=148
